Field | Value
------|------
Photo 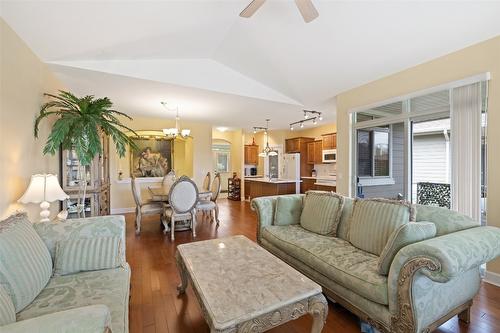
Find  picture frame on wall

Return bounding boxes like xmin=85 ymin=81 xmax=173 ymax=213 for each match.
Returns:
xmin=130 ymin=135 xmax=173 ymax=178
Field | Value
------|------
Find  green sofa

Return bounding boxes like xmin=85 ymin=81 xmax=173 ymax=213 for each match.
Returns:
xmin=0 ymin=215 xmax=130 ymax=333
xmin=251 ymin=194 xmax=500 ymax=333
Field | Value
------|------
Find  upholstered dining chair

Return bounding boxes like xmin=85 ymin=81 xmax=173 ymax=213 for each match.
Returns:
xmin=131 ymin=176 xmax=164 ymax=235
xmin=164 ymin=176 xmax=199 ymax=241
xmin=162 ymin=170 xmax=177 ymax=195
xmin=201 ymin=172 xmax=211 ymax=192
xmin=196 ymin=172 xmax=221 ymax=226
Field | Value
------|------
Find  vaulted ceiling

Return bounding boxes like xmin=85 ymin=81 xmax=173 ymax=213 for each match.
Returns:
xmin=2 ymin=1 xmax=500 ymax=130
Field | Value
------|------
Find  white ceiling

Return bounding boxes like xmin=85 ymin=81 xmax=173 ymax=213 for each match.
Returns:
xmin=2 ymin=0 xmax=500 ymax=130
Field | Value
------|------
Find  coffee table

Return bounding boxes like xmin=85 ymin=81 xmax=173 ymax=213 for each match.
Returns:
xmin=175 ymin=235 xmax=328 ymax=333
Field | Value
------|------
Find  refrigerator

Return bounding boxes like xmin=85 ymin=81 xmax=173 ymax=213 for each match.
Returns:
xmin=282 ymin=153 xmax=301 ymax=194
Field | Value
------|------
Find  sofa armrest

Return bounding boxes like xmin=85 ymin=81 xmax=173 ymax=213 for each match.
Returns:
xmin=33 ymin=215 xmax=126 ymax=262
xmin=251 ymin=196 xmax=278 ymax=242
xmin=0 ymin=305 xmax=111 ymax=333
xmin=387 ymin=226 xmax=500 ymax=328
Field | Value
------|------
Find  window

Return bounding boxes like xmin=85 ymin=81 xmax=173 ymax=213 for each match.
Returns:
xmin=357 ymin=127 xmax=390 ymax=178
xmin=212 ymin=143 xmax=230 ymax=173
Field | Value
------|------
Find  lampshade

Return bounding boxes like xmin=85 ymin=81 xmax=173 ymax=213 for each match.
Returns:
xmin=18 ymin=174 xmax=68 ymax=204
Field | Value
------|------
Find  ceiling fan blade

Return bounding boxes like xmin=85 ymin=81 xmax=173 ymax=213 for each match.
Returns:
xmin=295 ymin=0 xmax=319 ymax=23
xmin=240 ymin=0 xmax=266 ymax=18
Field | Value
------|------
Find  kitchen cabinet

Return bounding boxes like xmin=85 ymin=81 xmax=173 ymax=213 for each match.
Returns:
xmin=285 ymin=137 xmax=313 ymax=153
xmin=306 ymin=140 xmax=323 ymax=165
xmin=322 ymin=133 xmax=337 ymax=150
xmin=244 ymin=145 xmax=259 ymax=165
xmin=301 ymin=178 xmax=316 ymax=193
xmin=313 ymin=184 xmax=337 ymax=192
xmin=306 ymin=142 xmax=315 ymax=164
xmin=246 ymin=180 xmax=296 ymax=199
xmin=285 ymin=137 xmax=314 ymax=177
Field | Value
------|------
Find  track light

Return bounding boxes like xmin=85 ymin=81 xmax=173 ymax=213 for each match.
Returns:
xmin=300 ymin=122 xmax=304 ymax=128
xmin=319 ymin=115 xmax=323 ymax=121
xmin=313 ymin=118 xmax=317 ymax=125
xmin=290 ymin=125 xmax=294 ymax=131
xmin=304 ymin=112 xmax=309 ymax=119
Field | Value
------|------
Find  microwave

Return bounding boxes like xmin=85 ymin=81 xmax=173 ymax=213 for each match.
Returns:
xmin=322 ymin=149 xmax=337 ymax=163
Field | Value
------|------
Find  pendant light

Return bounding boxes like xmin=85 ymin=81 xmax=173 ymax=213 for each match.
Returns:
xmin=254 ymin=119 xmax=278 ymax=157
xmin=161 ymin=102 xmax=191 ymax=138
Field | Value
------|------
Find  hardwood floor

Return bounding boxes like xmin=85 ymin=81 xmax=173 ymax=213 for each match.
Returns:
xmin=125 ymin=199 xmax=500 ymax=333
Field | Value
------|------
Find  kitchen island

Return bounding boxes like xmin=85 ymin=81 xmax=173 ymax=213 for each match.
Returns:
xmin=244 ymin=178 xmax=300 ymax=200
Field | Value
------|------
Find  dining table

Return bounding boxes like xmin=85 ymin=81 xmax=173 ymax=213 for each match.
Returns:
xmin=148 ymin=186 xmax=212 ymax=203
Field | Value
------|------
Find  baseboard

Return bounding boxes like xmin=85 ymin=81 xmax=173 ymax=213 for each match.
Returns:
xmin=110 ymin=207 xmax=135 ymax=214
xmin=484 ymin=270 xmax=500 ymax=287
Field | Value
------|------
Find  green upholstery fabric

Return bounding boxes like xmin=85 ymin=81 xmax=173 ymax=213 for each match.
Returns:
xmin=415 ymin=204 xmax=479 ymax=236
xmin=274 ymin=196 xmax=303 ymax=226
xmin=17 ymin=264 xmax=130 ymax=333
xmin=260 ymin=238 xmax=392 ymax=329
xmin=34 ymin=215 xmax=126 ymax=263
xmin=412 ymin=268 xmax=480 ymax=331
xmin=2 ymin=304 xmax=111 ymax=333
xmin=0 ymin=213 xmax=52 ymax=312
xmin=336 ymin=196 xmax=353 ymax=241
xmin=0 ymin=286 xmax=15 ymax=326
xmin=349 ymin=199 xmax=414 ymax=255
xmin=388 ymin=226 xmax=500 ymax=313
xmin=377 ymin=222 xmax=436 ymax=275
xmin=300 ymin=191 xmax=344 ymax=236
xmin=54 ymin=236 xmax=123 ymax=276
xmin=262 ymin=225 xmax=388 ymax=305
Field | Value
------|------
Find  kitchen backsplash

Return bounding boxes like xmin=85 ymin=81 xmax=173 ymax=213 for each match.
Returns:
xmin=313 ymin=163 xmax=336 ymax=177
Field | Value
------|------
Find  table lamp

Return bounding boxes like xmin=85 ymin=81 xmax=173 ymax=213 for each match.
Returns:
xmin=18 ymin=174 xmax=69 ymax=222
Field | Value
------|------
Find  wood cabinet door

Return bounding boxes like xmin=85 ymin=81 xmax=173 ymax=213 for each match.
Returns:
xmin=306 ymin=142 xmax=315 ymax=164
xmin=314 ymin=140 xmax=323 ymax=164
xmin=285 ymin=138 xmax=300 ymax=153
xmin=245 ymin=145 xmax=259 ymax=165
xmin=322 ymin=133 xmax=337 ymax=150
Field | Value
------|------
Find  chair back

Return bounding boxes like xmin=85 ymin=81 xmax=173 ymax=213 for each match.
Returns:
xmin=210 ymin=173 xmax=222 ymax=202
xmin=168 ymin=176 xmax=199 ymax=214
xmin=131 ymin=177 xmax=142 ymax=206
xmin=162 ymin=171 xmax=177 ymax=192
xmin=201 ymin=172 xmax=211 ymax=192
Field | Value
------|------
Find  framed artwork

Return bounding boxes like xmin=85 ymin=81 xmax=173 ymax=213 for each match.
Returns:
xmin=130 ymin=136 xmax=173 ymax=178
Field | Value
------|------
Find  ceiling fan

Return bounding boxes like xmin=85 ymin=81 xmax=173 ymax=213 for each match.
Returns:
xmin=240 ymin=0 xmax=319 ymax=23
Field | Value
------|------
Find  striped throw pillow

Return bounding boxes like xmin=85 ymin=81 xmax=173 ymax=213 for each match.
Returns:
xmin=0 ymin=286 xmax=15 ymax=326
xmin=0 ymin=213 xmax=52 ymax=312
xmin=349 ymin=198 xmax=415 ymax=256
xmin=300 ymin=191 xmax=344 ymax=236
xmin=54 ymin=236 xmax=123 ymax=276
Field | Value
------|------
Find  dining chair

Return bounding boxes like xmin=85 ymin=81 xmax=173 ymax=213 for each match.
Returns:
xmin=164 ymin=176 xmax=199 ymax=241
xmin=162 ymin=170 xmax=177 ymax=195
xmin=201 ymin=172 xmax=211 ymax=192
xmin=196 ymin=172 xmax=221 ymax=226
xmin=131 ymin=176 xmax=165 ymax=235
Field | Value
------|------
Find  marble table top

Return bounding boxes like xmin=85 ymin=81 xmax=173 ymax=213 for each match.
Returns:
xmin=176 ymin=235 xmax=322 ymax=330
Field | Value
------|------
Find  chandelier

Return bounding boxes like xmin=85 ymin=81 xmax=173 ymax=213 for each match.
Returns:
xmin=161 ymin=102 xmax=191 ymax=138
xmin=253 ymin=119 xmax=278 ymax=157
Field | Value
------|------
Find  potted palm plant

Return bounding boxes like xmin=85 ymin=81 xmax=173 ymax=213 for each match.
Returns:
xmin=35 ymin=90 xmax=138 ymax=217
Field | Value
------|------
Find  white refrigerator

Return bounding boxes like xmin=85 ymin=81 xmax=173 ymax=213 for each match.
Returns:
xmin=282 ymin=153 xmax=301 ymax=194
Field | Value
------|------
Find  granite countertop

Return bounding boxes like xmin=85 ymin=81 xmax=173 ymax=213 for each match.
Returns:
xmin=244 ymin=177 xmax=301 ymax=184
xmin=244 ymin=175 xmax=264 ymax=178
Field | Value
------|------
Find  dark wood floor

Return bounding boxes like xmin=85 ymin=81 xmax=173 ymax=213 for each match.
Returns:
xmin=125 ymin=199 xmax=500 ymax=333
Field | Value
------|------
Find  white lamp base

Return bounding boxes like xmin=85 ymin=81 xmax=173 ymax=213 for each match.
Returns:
xmin=39 ymin=201 xmax=50 ymax=223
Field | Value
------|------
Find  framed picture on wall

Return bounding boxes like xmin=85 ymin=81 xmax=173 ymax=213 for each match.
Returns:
xmin=130 ymin=136 xmax=173 ymax=178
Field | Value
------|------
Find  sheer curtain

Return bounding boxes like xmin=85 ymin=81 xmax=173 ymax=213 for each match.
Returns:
xmin=450 ymin=82 xmax=482 ymax=220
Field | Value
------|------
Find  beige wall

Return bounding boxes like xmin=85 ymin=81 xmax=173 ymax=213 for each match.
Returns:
xmin=0 ymin=19 xmax=65 ymax=221
xmin=335 ymin=36 xmax=500 ymax=273
xmin=110 ymin=116 xmax=212 ymax=210
xmin=212 ymin=128 xmax=244 ymax=178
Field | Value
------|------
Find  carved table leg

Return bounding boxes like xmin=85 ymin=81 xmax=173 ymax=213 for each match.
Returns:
xmin=175 ymin=251 xmax=189 ymax=294
xmin=309 ymin=294 xmax=328 ymax=333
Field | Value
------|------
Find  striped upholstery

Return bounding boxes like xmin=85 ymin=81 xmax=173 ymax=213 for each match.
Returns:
xmin=54 ymin=236 xmax=123 ymax=276
xmin=300 ymin=191 xmax=344 ymax=236
xmin=0 ymin=213 xmax=52 ymax=312
xmin=348 ymin=199 xmax=415 ymax=256
xmin=0 ymin=285 xmax=15 ymax=326
xmin=377 ymin=222 xmax=436 ymax=275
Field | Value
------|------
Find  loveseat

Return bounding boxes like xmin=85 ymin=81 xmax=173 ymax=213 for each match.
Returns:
xmin=0 ymin=213 xmax=130 ymax=333
xmin=251 ymin=192 xmax=500 ymax=333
